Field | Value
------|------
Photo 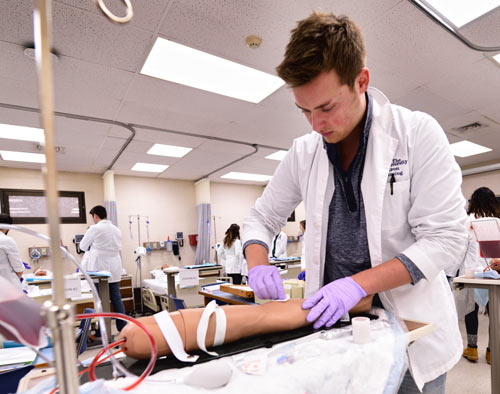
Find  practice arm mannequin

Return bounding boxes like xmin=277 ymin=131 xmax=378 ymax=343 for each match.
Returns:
xmin=120 ymin=295 xmax=373 ymax=359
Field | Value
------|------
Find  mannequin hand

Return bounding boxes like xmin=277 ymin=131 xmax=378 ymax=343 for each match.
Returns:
xmin=302 ymin=277 xmax=367 ymax=329
xmin=298 ymin=271 xmax=306 ymax=280
xmin=248 ymin=265 xmax=286 ymax=300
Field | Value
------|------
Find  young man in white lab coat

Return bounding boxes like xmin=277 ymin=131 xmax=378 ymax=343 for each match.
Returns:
xmin=80 ymin=205 xmax=126 ymax=331
xmin=242 ymin=12 xmax=467 ymax=393
xmin=0 ymin=214 xmax=23 ymax=290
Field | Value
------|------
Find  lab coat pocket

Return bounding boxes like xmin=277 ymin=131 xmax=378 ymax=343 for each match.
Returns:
xmin=381 ymin=179 xmax=410 ymax=230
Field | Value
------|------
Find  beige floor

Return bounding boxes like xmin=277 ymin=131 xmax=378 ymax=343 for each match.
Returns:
xmin=446 ymin=312 xmax=491 ymax=394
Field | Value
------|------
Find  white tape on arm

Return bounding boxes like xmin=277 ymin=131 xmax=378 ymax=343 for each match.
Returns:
xmin=196 ymin=300 xmax=227 ymax=356
xmin=154 ymin=310 xmax=198 ymax=362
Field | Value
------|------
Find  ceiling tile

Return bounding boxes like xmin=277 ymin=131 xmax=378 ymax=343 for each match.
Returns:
xmin=54 ymin=0 xmax=170 ymax=33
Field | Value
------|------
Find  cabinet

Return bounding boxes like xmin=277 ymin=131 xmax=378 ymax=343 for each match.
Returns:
xmin=74 ymin=275 xmax=134 ymax=314
xmin=118 ymin=275 xmax=134 ymax=314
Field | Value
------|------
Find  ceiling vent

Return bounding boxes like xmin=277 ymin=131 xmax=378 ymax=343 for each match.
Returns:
xmin=451 ymin=121 xmax=488 ymax=133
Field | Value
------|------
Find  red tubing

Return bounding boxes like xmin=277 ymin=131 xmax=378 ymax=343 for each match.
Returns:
xmin=76 ymin=312 xmax=157 ymax=391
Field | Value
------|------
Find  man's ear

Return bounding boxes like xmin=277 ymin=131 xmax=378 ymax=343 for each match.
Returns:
xmin=356 ymin=67 xmax=370 ymax=94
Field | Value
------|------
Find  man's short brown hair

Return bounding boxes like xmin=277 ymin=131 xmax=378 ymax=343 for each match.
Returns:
xmin=276 ymin=11 xmax=366 ymax=88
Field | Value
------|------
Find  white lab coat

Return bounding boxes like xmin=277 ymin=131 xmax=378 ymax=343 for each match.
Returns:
xmin=80 ymin=219 xmax=122 ymax=283
xmin=300 ymin=232 xmax=306 ymax=270
xmin=0 ymin=232 xmax=23 ymax=289
xmin=218 ymin=239 xmax=244 ymax=274
xmin=269 ymin=231 xmax=287 ymax=258
xmin=242 ymin=87 xmax=467 ymax=389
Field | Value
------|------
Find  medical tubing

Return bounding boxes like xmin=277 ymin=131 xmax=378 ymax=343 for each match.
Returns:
xmin=81 ymin=312 xmax=158 ymax=391
xmin=88 ymin=338 xmax=126 ymax=381
xmin=96 ymin=0 xmax=134 ymax=24
xmin=48 ymin=348 xmax=125 ymax=394
xmin=0 ymin=224 xmax=133 ymax=379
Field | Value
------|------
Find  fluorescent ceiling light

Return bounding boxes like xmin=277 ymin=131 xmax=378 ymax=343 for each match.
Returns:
xmin=265 ymin=150 xmax=288 ymax=161
xmin=493 ymin=54 xmax=500 ymax=64
xmin=0 ymin=150 xmax=46 ymax=163
xmin=450 ymin=140 xmax=492 ymax=157
xmin=141 ymin=38 xmax=285 ymax=103
xmin=131 ymin=162 xmax=169 ymax=173
xmin=147 ymin=143 xmax=192 ymax=158
xmin=221 ymin=172 xmax=272 ymax=182
xmin=422 ymin=0 xmax=500 ymax=27
xmin=0 ymin=123 xmax=45 ymax=143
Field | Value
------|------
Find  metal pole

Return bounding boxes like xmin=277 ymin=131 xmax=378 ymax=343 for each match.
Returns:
xmin=137 ymin=215 xmax=143 ymax=313
xmin=489 ymin=285 xmax=500 ymax=394
xmin=33 ymin=1 xmax=78 ymax=392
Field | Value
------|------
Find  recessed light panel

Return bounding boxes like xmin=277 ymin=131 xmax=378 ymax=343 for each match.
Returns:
xmin=265 ymin=150 xmax=288 ymax=161
xmin=141 ymin=38 xmax=285 ymax=103
xmin=450 ymin=140 xmax=492 ymax=157
xmin=0 ymin=123 xmax=45 ymax=143
xmin=147 ymin=144 xmax=192 ymax=158
xmin=0 ymin=150 xmax=46 ymax=163
xmin=221 ymin=172 xmax=272 ymax=182
xmin=131 ymin=162 xmax=169 ymax=173
xmin=493 ymin=54 xmax=500 ymax=64
xmin=422 ymin=0 xmax=500 ymax=27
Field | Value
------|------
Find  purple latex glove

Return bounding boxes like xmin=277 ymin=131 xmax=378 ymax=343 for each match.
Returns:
xmin=298 ymin=271 xmax=306 ymax=281
xmin=248 ymin=265 xmax=286 ymax=300
xmin=302 ymin=277 xmax=367 ymax=329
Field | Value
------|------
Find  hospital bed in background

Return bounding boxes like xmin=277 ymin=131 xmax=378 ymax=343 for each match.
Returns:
xmin=142 ymin=264 xmax=227 ymax=312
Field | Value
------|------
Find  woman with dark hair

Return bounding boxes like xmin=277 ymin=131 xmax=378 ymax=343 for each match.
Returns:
xmin=218 ymin=224 xmax=244 ymax=285
xmin=463 ymin=187 xmax=500 ymax=364
xmin=468 ymin=187 xmax=500 ymax=219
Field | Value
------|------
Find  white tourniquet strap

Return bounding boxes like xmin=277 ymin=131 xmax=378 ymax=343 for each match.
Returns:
xmin=196 ymin=300 xmax=227 ymax=356
xmin=154 ymin=311 xmax=198 ymax=362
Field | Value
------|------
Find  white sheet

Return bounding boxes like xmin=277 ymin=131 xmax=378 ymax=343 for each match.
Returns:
xmin=143 ymin=279 xmax=168 ymax=295
xmin=106 ymin=309 xmax=407 ymax=394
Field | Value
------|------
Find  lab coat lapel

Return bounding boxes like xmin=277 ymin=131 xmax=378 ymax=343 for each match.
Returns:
xmin=362 ymin=96 xmax=398 ymax=266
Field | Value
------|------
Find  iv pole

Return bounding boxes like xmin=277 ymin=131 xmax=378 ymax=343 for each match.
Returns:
xmin=34 ymin=1 xmax=79 ymax=392
xmin=130 ymin=214 xmax=144 ymax=314
xmin=136 ymin=214 xmax=143 ymax=313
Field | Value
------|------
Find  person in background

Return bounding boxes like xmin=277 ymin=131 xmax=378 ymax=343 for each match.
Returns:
xmin=298 ymin=220 xmax=306 ymax=280
xmin=218 ymin=224 xmax=244 ymax=285
xmin=0 ymin=213 xmax=23 ymax=289
xmin=242 ymin=11 xmax=467 ymax=393
xmin=269 ymin=229 xmax=288 ymax=259
xmin=463 ymin=187 xmax=500 ymax=364
xmin=80 ymin=205 xmax=126 ymax=332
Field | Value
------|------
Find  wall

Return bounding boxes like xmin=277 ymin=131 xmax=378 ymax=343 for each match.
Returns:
xmin=462 ymin=169 xmax=500 ymax=200
xmin=114 ymin=175 xmax=198 ymax=286
xmin=0 ymin=167 xmax=103 ymax=276
xmin=210 ymin=182 xmax=305 ymax=258
xmin=0 ymin=167 xmax=308 ymax=285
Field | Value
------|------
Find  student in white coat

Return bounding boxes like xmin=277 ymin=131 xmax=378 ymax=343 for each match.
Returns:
xmin=463 ymin=187 xmax=500 ymax=364
xmin=242 ymin=12 xmax=467 ymax=393
xmin=80 ymin=205 xmax=126 ymax=332
xmin=269 ymin=230 xmax=288 ymax=259
xmin=0 ymin=214 xmax=23 ymax=290
xmin=218 ymin=224 xmax=244 ymax=285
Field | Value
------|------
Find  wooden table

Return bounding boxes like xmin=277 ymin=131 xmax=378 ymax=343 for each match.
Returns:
xmin=198 ymin=289 xmax=257 ymax=306
xmin=454 ymin=275 xmax=500 ymax=394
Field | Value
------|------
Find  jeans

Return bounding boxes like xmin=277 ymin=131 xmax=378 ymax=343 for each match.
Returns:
xmin=95 ymin=282 xmax=127 ymax=332
xmin=398 ymin=370 xmax=446 ymax=394
xmin=228 ymin=273 xmax=242 ymax=285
